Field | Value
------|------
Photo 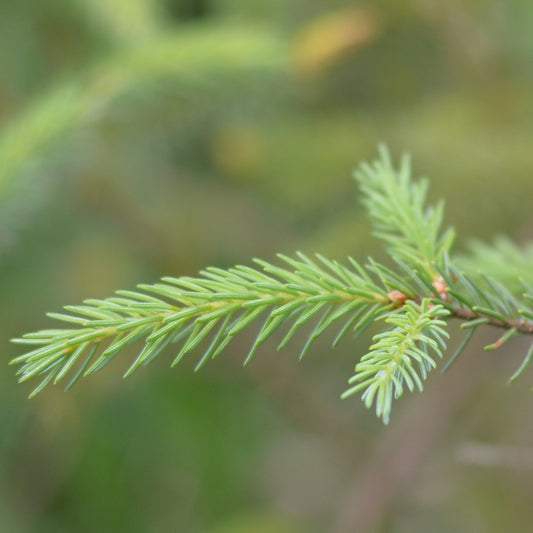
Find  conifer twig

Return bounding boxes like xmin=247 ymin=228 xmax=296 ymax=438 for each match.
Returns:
xmin=11 ymin=146 xmax=533 ymax=424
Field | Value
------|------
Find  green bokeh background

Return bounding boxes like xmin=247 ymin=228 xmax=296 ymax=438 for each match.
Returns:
xmin=2 ymin=1 xmax=533 ymax=531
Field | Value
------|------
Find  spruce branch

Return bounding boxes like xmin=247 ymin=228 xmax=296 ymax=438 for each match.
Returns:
xmin=11 ymin=254 xmax=393 ymax=398
xmin=355 ymin=145 xmax=455 ymax=277
xmin=342 ymin=299 xmax=450 ymax=424
xmin=11 ymin=147 xmax=533 ymax=424
xmin=458 ymin=236 xmax=533 ymax=293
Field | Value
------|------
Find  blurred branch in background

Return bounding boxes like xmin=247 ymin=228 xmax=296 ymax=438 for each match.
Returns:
xmin=0 ymin=21 xmax=287 ymax=267
xmin=0 ymin=24 xmax=286 ymax=196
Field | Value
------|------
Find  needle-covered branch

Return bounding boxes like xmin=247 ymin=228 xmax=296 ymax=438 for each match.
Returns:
xmin=11 ymin=146 xmax=533 ymax=424
xmin=342 ymin=299 xmax=449 ymax=423
xmin=355 ymin=146 xmax=455 ymax=278
xmin=11 ymin=253 xmax=393 ymax=397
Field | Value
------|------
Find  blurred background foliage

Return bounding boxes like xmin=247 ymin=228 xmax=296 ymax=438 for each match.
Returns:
xmin=1 ymin=1 xmax=533 ymax=532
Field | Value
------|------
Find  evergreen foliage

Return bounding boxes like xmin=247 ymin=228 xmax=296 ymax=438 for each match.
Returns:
xmin=11 ymin=147 xmax=533 ymax=423
xmin=342 ymin=299 xmax=449 ymax=424
xmin=458 ymin=237 xmax=533 ymax=293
